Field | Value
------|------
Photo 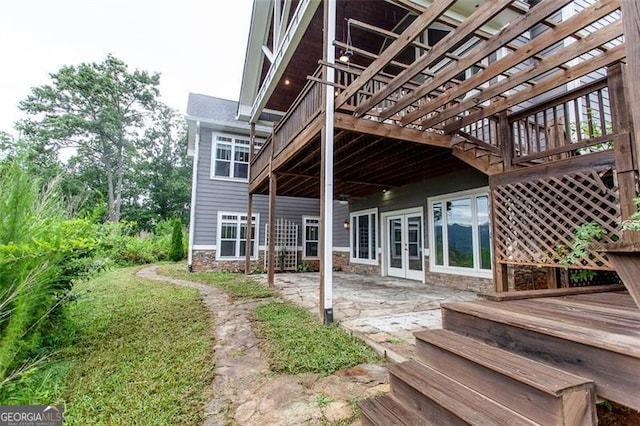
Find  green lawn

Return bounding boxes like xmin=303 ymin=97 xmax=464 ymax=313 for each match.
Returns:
xmin=157 ymin=266 xmax=381 ymax=375
xmin=157 ymin=263 xmax=275 ymax=299
xmin=253 ymin=302 xmax=382 ymax=375
xmin=2 ymin=266 xmax=214 ymax=425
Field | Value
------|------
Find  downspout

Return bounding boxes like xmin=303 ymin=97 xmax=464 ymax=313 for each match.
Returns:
xmin=187 ymin=120 xmax=201 ymax=272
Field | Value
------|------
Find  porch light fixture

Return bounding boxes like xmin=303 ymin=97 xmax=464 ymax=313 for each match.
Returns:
xmin=343 ymin=219 xmax=350 ymax=230
xmin=382 ymin=187 xmax=389 ymax=193
xmin=339 ymin=18 xmax=353 ymax=63
xmin=339 ymin=49 xmax=353 ymax=63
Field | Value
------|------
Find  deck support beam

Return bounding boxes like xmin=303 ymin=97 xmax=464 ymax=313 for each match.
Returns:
xmin=267 ymin=162 xmax=277 ymax=288
xmin=245 ymin=124 xmax=256 ymax=275
xmin=621 ymin=0 xmax=640 ymax=175
xmin=608 ymin=62 xmax=640 ymax=243
xmin=320 ymin=0 xmax=335 ymax=325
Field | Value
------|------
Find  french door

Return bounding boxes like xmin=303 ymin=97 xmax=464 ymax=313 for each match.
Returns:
xmin=386 ymin=212 xmax=423 ymax=281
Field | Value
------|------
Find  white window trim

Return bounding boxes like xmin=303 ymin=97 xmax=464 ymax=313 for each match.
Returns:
xmin=428 ymin=187 xmax=492 ymax=279
xmin=302 ymin=216 xmax=320 ymax=260
xmin=380 ymin=207 xmax=425 ymax=281
xmin=210 ymin=133 xmax=263 ymax=182
xmin=215 ymin=212 xmax=260 ymax=260
xmin=350 ymin=208 xmax=379 ymax=265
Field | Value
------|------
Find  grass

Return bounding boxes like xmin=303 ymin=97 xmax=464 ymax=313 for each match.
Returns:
xmin=2 ymin=267 xmax=214 ymax=425
xmin=157 ymin=263 xmax=275 ymax=299
xmin=253 ymin=302 xmax=381 ymax=375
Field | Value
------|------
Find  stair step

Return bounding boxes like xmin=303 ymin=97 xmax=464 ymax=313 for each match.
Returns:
xmin=441 ymin=300 xmax=640 ymax=411
xmin=359 ymin=394 xmax=430 ymax=426
xmin=389 ymin=360 xmax=539 ymax=426
xmin=414 ymin=329 xmax=596 ymax=425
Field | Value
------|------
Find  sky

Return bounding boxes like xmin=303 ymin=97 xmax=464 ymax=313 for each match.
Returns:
xmin=0 ymin=0 xmax=253 ymax=137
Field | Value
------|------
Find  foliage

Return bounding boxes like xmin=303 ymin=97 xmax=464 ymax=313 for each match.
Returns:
xmin=622 ymin=197 xmax=640 ymax=232
xmin=0 ymin=159 xmax=99 ymax=390
xmin=569 ymin=107 xmax=613 ymax=154
xmin=253 ymin=302 xmax=381 ymax=375
xmin=92 ymin=219 xmax=184 ymax=266
xmin=169 ymin=219 xmax=185 ymax=261
xmin=556 ymin=223 xmax=605 ymax=268
xmin=18 ymin=54 xmax=160 ymax=223
xmin=296 ymin=261 xmax=311 ymax=272
xmin=1 ymin=267 xmax=215 ymax=425
xmin=157 ymin=264 xmax=275 ymax=300
xmin=122 ymin=105 xmax=191 ymax=229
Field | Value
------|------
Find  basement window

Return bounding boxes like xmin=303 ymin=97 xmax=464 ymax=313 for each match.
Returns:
xmin=350 ymin=208 xmax=378 ymax=265
xmin=216 ymin=212 xmax=259 ymax=259
xmin=428 ymin=188 xmax=492 ymax=278
xmin=303 ymin=217 xmax=320 ymax=259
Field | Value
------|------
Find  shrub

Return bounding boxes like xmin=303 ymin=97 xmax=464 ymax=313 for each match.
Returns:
xmin=0 ymin=160 xmax=98 ymax=389
xmin=169 ymin=219 xmax=184 ymax=261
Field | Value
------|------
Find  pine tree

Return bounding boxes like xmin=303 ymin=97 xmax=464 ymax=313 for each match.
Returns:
xmin=169 ymin=219 xmax=184 ymax=261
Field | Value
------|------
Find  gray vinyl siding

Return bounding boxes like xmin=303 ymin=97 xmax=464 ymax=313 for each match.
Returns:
xmin=349 ymin=167 xmax=488 ymax=251
xmin=193 ymin=127 xmax=349 ymax=248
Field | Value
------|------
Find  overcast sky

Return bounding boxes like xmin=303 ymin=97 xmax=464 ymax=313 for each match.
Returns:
xmin=0 ymin=0 xmax=253 ymax=136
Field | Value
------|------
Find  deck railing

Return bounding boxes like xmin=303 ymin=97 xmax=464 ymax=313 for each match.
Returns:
xmin=509 ymin=78 xmax=613 ymax=164
xmin=333 ymin=62 xmax=428 ymax=127
xmin=250 ymin=67 xmax=323 ymax=181
xmin=272 ymin=67 xmax=324 ymax=157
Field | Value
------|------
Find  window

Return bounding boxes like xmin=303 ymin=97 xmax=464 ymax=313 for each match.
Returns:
xmin=429 ymin=188 xmax=491 ymax=277
xmin=303 ymin=217 xmax=319 ymax=259
xmin=211 ymin=135 xmax=263 ymax=180
xmin=216 ymin=212 xmax=259 ymax=259
xmin=350 ymin=209 xmax=378 ymax=264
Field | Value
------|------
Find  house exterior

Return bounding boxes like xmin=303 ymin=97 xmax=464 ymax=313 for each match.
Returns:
xmin=185 ymin=93 xmax=350 ymax=272
xmin=236 ymin=0 xmax=632 ymax=296
xmin=229 ymin=0 xmax=640 ymax=420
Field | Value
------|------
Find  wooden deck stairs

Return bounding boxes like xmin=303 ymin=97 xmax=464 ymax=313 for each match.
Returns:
xmin=356 ymin=295 xmax=640 ymax=425
xmin=450 ymin=138 xmax=504 ymax=176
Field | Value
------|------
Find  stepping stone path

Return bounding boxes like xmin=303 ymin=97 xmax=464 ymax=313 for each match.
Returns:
xmin=138 ymin=266 xmax=389 ymax=425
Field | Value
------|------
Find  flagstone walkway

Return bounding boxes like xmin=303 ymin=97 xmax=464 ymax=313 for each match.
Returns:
xmin=138 ymin=266 xmax=389 ymax=426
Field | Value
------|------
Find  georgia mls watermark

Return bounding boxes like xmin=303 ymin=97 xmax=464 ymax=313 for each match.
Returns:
xmin=0 ymin=405 xmax=63 ymax=426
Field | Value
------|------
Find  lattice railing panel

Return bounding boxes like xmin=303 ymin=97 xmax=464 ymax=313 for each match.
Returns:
xmin=264 ymin=219 xmax=299 ymax=271
xmin=493 ymin=167 xmax=620 ymax=270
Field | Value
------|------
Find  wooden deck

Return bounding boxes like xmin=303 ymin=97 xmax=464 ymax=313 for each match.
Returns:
xmin=361 ymin=289 xmax=640 ymax=424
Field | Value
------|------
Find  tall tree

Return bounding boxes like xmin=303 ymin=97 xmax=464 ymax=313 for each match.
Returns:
xmin=18 ymin=54 xmax=160 ymax=222
xmin=122 ymin=104 xmax=192 ymax=229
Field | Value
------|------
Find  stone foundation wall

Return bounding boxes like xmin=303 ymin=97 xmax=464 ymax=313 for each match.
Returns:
xmin=191 ymin=250 xmax=343 ymax=273
xmin=513 ymin=265 xmax=552 ymax=291
xmin=423 ymin=256 xmax=493 ymax=293
xmin=191 ymin=250 xmax=265 ymax=273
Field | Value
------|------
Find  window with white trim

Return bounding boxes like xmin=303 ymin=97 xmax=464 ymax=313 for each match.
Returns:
xmin=216 ymin=212 xmax=259 ymax=259
xmin=211 ymin=135 xmax=263 ymax=181
xmin=350 ymin=209 xmax=378 ymax=264
xmin=429 ymin=189 xmax=491 ymax=277
xmin=302 ymin=216 xmax=319 ymax=259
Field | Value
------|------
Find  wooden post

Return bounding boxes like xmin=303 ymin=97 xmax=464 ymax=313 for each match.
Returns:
xmin=607 ymin=62 xmax=640 ymax=243
xmin=319 ymin=0 xmax=336 ymax=324
xmin=620 ymin=0 xmax=640 ymax=174
xmin=498 ymin=112 xmax=513 ymax=171
xmin=268 ymin=162 xmax=277 ymax=288
xmin=492 ymin=113 xmax=512 ymax=292
xmin=245 ymin=123 xmax=256 ymax=274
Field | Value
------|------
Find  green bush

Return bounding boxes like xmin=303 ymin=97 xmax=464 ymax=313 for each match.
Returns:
xmin=169 ymin=219 xmax=184 ymax=261
xmin=0 ymin=160 xmax=98 ymax=389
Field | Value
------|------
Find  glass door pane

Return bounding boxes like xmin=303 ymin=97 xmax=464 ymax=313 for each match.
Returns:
xmin=389 ymin=218 xmax=403 ymax=269
xmin=407 ymin=216 xmax=422 ymax=272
